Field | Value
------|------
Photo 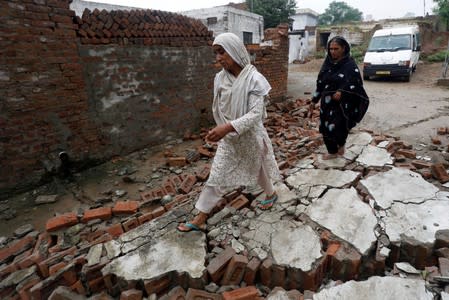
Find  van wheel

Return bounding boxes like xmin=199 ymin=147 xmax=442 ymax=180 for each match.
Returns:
xmin=404 ymin=71 xmax=412 ymax=82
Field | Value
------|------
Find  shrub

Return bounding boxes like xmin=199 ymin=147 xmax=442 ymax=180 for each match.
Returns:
xmin=425 ymin=50 xmax=449 ymax=62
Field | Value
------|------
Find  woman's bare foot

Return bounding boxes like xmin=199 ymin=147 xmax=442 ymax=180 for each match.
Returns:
xmin=338 ymin=146 xmax=345 ymax=156
xmin=322 ymin=153 xmax=338 ymax=160
xmin=177 ymin=212 xmax=208 ymax=232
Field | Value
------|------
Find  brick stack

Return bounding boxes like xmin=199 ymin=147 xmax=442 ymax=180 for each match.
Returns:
xmin=75 ymin=8 xmax=213 ymax=46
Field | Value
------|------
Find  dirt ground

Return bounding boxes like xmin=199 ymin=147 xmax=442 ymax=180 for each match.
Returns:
xmin=1 ymin=59 xmax=448 ymax=238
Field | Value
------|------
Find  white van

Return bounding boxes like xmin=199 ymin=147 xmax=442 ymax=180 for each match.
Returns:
xmin=363 ymin=26 xmax=421 ymax=81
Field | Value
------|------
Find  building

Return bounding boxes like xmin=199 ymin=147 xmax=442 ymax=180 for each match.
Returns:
xmin=181 ymin=5 xmax=264 ymax=44
xmin=289 ymin=8 xmax=319 ymax=63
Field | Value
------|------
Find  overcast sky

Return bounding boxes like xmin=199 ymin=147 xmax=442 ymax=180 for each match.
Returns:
xmin=86 ymin=0 xmax=436 ymax=20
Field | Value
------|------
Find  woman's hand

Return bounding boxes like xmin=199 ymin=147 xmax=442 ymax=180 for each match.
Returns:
xmin=205 ymin=123 xmax=234 ymax=143
xmin=332 ymin=91 xmax=342 ymax=101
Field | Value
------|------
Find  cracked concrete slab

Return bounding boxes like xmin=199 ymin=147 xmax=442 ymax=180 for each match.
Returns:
xmin=356 ymin=144 xmax=393 ymax=167
xmin=286 ymin=169 xmax=359 ymax=189
xmin=102 ymin=228 xmax=207 ymax=280
xmin=360 ymin=167 xmax=440 ymax=209
xmin=313 ymin=276 xmax=433 ymax=299
xmin=271 ymin=220 xmax=323 ymax=271
xmin=384 ymin=198 xmax=449 ymax=244
xmin=305 ymin=188 xmax=377 ymax=255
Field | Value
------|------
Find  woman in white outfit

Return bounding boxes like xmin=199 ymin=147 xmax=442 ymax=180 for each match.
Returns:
xmin=177 ymin=32 xmax=280 ymax=232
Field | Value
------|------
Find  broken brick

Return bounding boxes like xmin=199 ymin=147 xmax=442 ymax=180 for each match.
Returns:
xmin=227 ymin=194 xmax=249 ymax=210
xmin=167 ymin=156 xmax=187 ymax=167
xmin=221 ymin=254 xmax=248 ymax=285
xmin=82 ymin=207 xmax=112 ymax=223
xmin=207 ymin=247 xmax=236 ymax=283
xmin=222 ymin=286 xmax=259 ymax=300
xmin=178 ymin=174 xmax=197 ymax=194
xmin=112 ymin=200 xmax=139 ymax=215
xmin=46 ymin=212 xmax=79 ymax=232
xmin=431 ymin=163 xmax=449 ymax=183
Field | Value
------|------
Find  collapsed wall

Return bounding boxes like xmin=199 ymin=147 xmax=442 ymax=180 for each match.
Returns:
xmin=0 ymin=0 xmax=289 ymax=197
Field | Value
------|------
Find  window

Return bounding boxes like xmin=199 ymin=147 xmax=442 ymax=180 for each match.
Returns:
xmin=207 ymin=17 xmax=217 ymax=25
xmin=243 ymin=32 xmax=253 ymax=44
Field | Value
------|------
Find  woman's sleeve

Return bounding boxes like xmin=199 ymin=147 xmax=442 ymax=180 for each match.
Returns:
xmin=230 ymin=93 xmax=264 ymax=135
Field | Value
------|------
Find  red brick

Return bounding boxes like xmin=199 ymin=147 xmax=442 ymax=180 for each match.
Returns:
xmin=106 ymin=223 xmax=124 ymax=238
xmin=178 ymin=174 xmax=197 ymax=194
xmin=195 ymin=165 xmax=211 ymax=181
xmin=243 ymin=257 xmax=261 ymax=285
xmin=88 ymin=277 xmax=106 ymax=294
xmin=221 ymin=254 xmax=248 ymax=285
xmin=396 ymin=148 xmax=416 ymax=159
xmin=71 ymin=280 xmax=87 ymax=295
xmin=227 ymin=194 xmax=249 ymax=210
xmin=137 ymin=212 xmax=154 ymax=224
xmin=49 ymin=261 xmax=66 ymax=275
xmin=151 ymin=206 xmax=166 ymax=219
xmin=197 ymin=146 xmax=214 ymax=158
xmin=0 ymin=235 xmax=35 ymax=264
xmin=0 ymin=262 xmax=18 ymax=280
xmin=143 ymin=276 xmax=171 ymax=295
xmin=162 ymin=179 xmax=177 ymax=195
xmin=122 ymin=217 xmax=139 ymax=232
xmin=271 ymin=264 xmax=286 ymax=288
xmin=207 ymin=247 xmax=236 ymax=283
xmin=185 ymin=288 xmax=221 ymax=300
xmin=16 ymin=274 xmax=41 ymax=300
xmin=112 ymin=200 xmax=139 ymax=215
xmin=120 ymin=288 xmax=143 ymax=300
xmin=411 ymin=160 xmax=432 ymax=169
xmin=167 ymin=156 xmax=187 ymax=167
xmin=46 ymin=212 xmax=78 ymax=232
xmin=431 ymin=163 xmax=449 ymax=183
xmin=222 ymin=286 xmax=259 ymax=300
xmin=259 ymin=258 xmax=273 ymax=287
xmin=82 ymin=207 xmax=112 ymax=223
xmin=431 ymin=136 xmax=442 ymax=145
xmin=167 ymin=286 xmax=186 ymax=299
xmin=37 ymin=246 xmax=77 ymax=278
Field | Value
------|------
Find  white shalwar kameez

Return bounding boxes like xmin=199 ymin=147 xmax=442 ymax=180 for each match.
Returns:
xmin=195 ymin=33 xmax=281 ymax=214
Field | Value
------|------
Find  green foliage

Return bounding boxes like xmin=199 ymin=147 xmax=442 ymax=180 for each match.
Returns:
xmin=318 ymin=1 xmax=363 ymax=26
xmin=425 ymin=50 xmax=449 ymax=62
xmin=433 ymin=0 xmax=449 ymax=28
xmin=351 ymin=45 xmax=367 ymax=64
xmin=246 ymin=0 xmax=297 ymax=29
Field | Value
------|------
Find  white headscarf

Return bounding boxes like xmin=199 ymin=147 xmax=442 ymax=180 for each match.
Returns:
xmin=212 ymin=33 xmax=271 ymax=126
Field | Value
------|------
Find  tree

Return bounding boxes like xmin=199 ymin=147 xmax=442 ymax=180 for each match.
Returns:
xmin=246 ymin=0 xmax=297 ymax=29
xmin=433 ymin=0 xmax=449 ymax=29
xmin=318 ymin=1 xmax=363 ymax=26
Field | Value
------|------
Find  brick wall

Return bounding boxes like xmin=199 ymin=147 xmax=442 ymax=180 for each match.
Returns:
xmin=0 ymin=0 xmax=103 ymax=195
xmin=0 ymin=0 xmax=289 ymax=197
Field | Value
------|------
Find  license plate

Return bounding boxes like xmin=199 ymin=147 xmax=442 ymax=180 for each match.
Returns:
xmin=376 ymin=71 xmax=390 ymax=75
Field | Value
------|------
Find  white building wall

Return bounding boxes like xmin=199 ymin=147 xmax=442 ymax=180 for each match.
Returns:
xmin=291 ymin=14 xmax=318 ymax=31
xmin=182 ymin=6 xmax=264 ymax=43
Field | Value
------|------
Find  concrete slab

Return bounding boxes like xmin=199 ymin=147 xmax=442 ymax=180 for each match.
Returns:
xmin=271 ymin=220 xmax=323 ymax=271
xmin=102 ymin=228 xmax=207 ymax=280
xmin=356 ymin=144 xmax=393 ymax=167
xmin=384 ymin=198 xmax=449 ymax=244
xmin=306 ymin=188 xmax=377 ymax=255
xmin=286 ymin=169 xmax=359 ymax=189
xmin=346 ymin=132 xmax=373 ymax=146
xmin=313 ymin=276 xmax=433 ymax=300
xmin=360 ymin=167 xmax=439 ymax=209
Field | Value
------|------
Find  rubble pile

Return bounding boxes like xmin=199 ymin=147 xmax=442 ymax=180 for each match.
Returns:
xmin=1 ymin=99 xmax=449 ymax=299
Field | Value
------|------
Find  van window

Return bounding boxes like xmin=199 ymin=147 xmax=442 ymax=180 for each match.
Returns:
xmin=367 ymin=34 xmax=411 ymax=52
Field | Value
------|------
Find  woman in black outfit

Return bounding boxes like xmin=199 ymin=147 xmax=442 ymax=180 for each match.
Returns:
xmin=310 ymin=36 xmax=369 ymax=160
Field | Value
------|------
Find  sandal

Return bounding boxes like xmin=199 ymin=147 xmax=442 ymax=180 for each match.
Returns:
xmin=177 ymin=222 xmax=206 ymax=232
xmin=258 ymin=193 xmax=278 ymax=210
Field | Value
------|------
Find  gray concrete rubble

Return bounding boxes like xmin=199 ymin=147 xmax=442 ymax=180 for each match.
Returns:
xmin=313 ymin=276 xmax=434 ymax=300
xmin=102 ymin=210 xmax=207 ymax=281
xmin=305 ymin=188 xmax=377 ymax=255
xmin=97 ymin=131 xmax=449 ymax=298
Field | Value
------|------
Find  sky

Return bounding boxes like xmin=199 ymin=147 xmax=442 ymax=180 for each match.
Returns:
xmin=86 ymin=0 xmax=436 ymax=20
